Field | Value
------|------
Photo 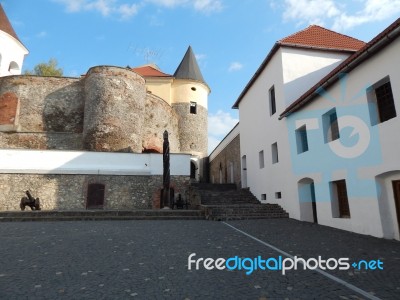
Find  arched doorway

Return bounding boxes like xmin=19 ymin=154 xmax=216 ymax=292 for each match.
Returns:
xmin=298 ymin=178 xmax=317 ymax=223
xmin=376 ymin=171 xmax=400 ymax=239
xmin=190 ymin=161 xmax=196 ymax=179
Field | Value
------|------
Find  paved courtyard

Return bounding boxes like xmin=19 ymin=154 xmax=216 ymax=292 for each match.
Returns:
xmin=0 ymin=219 xmax=399 ymax=299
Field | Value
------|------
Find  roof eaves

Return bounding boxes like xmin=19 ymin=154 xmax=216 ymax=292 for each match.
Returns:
xmin=232 ymin=43 xmax=280 ymax=109
xmin=279 ymin=17 xmax=400 ymax=119
xmin=231 ymin=41 xmax=360 ymax=110
xmin=279 ymin=42 xmax=359 ymax=53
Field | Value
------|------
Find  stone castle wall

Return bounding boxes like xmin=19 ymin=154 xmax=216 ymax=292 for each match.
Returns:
xmin=83 ymin=66 xmax=146 ymax=152
xmin=0 ymin=67 xmax=186 ymax=154
xmin=209 ymin=134 xmax=241 ymax=187
xmin=172 ymin=103 xmax=208 ymax=157
xmin=143 ymin=93 xmax=180 ymax=153
xmin=0 ymin=174 xmax=190 ymax=211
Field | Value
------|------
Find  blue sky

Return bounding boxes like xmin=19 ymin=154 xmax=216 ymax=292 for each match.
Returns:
xmin=2 ymin=0 xmax=400 ymax=153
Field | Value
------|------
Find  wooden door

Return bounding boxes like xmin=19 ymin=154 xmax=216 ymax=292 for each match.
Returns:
xmin=392 ymin=180 xmax=400 ymax=232
xmin=87 ymin=183 xmax=105 ymax=209
xmin=336 ymin=180 xmax=350 ymax=218
xmin=310 ymin=183 xmax=318 ymax=224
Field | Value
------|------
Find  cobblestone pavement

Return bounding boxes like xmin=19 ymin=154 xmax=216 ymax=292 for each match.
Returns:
xmin=0 ymin=219 xmax=399 ymax=299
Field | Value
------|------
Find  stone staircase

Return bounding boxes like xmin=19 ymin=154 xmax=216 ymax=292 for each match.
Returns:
xmin=0 ymin=209 xmax=205 ymax=222
xmin=194 ymin=183 xmax=289 ymax=221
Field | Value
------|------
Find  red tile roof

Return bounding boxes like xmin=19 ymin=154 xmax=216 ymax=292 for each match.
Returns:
xmin=0 ymin=4 xmax=23 ymax=44
xmin=232 ymin=25 xmax=366 ymax=109
xmin=280 ymin=18 xmax=400 ymax=118
xmin=280 ymin=25 xmax=366 ymax=52
xmin=131 ymin=65 xmax=172 ymax=77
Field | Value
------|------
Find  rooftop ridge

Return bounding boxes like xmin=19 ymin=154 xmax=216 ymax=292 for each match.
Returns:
xmin=131 ymin=65 xmax=172 ymax=77
xmin=279 ymin=24 xmax=366 ymax=51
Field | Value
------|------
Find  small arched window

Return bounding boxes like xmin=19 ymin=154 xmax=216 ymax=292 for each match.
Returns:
xmin=8 ymin=61 xmax=20 ymax=74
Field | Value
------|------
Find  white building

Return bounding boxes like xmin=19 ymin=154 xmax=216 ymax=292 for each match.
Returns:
xmin=0 ymin=4 xmax=28 ymax=76
xmin=232 ymin=19 xmax=400 ymax=240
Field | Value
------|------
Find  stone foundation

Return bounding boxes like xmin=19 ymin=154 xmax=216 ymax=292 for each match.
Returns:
xmin=0 ymin=174 xmax=190 ymax=211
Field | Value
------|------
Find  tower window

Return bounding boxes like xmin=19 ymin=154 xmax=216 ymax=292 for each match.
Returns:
xmin=191 ymin=87 xmax=197 ymax=91
xmin=190 ymin=102 xmax=197 ymax=114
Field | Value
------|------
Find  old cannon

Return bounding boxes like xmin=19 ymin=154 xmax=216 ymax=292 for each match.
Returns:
xmin=172 ymin=193 xmax=190 ymax=210
xmin=20 ymin=190 xmax=41 ymax=211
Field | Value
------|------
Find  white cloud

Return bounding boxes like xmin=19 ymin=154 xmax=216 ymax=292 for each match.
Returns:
xmin=146 ymin=0 xmax=223 ymax=12
xmin=228 ymin=62 xmax=243 ymax=72
xmin=54 ymin=0 xmax=224 ymax=18
xmin=36 ymin=31 xmax=47 ymax=38
xmin=280 ymin=0 xmax=400 ymax=31
xmin=282 ymin=0 xmax=340 ymax=27
xmin=146 ymin=0 xmax=187 ymax=7
xmin=332 ymin=0 xmax=400 ymax=31
xmin=193 ymin=0 xmax=223 ymax=13
xmin=208 ymin=110 xmax=239 ymax=154
xmin=53 ymin=0 xmax=87 ymax=12
xmin=53 ymin=0 xmax=139 ymax=19
xmin=117 ymin=3 xmax=140 ymax=19
xmin=208 ymin=135 xmax=221 ymax=155
xmin=195 ymin=53 xmax=206 ymax=61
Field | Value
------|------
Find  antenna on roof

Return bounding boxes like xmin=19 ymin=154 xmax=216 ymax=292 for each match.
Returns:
xmin=128 ymin=44 xmax=164 ymax=65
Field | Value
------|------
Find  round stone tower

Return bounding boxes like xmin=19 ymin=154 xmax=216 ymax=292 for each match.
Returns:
xmin=83 ymin=66 xmax=146 ymax=152
xmin=171 ymin=46 xmax=210 ymax=158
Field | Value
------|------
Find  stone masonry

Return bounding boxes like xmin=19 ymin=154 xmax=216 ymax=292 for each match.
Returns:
xmin=209 ymin=134 xmax=241 ymax=187
xmin=0 ymin=174 xmax=190 ymax=211
xmin=0 ymin=66 xmax=188 ymax=154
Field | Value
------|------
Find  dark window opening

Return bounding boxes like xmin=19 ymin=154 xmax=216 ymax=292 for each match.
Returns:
xmin=87 ymin=183 xmax=105 ymax=209
xmin=275 ymin=192 xmax=282 ymax=199
xmin=271 ymin=142 xmax=279 ymax=164
xmin=375 ymin=81 xmax=396 ymax=123
xmin=296 ymin=125 xmax=309 ymax=154
xmin=259 ymin=150 xmax=265 ymax=169
xmin=190 ymin=162 xmax=196 ymax=179
xmin=191 ymin=87 xmax=196 ymax=91
xmin=323 ymin=108 xmax=339 ymax=143
xmin=269 ymin=86 xmax=276 ymax=115
xmin=190 ymin=102 xmax=197 ymax=114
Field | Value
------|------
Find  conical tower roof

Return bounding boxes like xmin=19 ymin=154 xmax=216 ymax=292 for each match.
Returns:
xmin=174 ymin=46 xmax=206 ymax=84
xmin=0 ymin=4 xmax=23 ymax=44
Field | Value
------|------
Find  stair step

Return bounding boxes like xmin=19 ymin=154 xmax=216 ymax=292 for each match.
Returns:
xmin=0 ymin=210 xmax=205 ymax=222
xmin=195 ymin=183 xmax=289 ymax=221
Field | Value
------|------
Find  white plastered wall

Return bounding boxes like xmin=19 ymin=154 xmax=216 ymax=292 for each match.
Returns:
xmin=0 ymin=31 xmax=28 ymax=76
